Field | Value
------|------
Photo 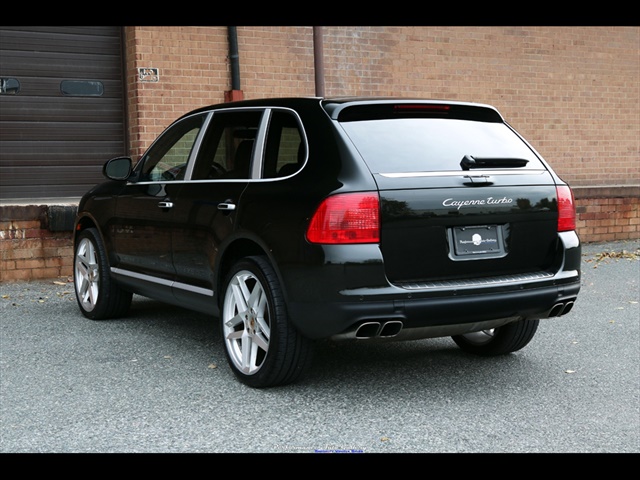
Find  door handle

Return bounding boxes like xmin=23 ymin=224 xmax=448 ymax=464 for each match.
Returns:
xmin=158 ymin=201 xmax=174 ymax=208
xmin=218 ymin=202 xmax=236 ymax=211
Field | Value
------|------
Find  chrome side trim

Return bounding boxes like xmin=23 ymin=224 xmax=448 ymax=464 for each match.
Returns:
xmin=125 ymin=106 xmax=309 ymax=185
xmin=173 ymin=280 xmax=214 ymax=297
xmin=396 ymin=271 xmax=555 ymax=290
xmin=379 ymin=169 xmax=547 ymax=178
xmin=111 ymin=267 xmax=214 ymax=297
xmin=112 ymin=267 xmax=173 ymax=287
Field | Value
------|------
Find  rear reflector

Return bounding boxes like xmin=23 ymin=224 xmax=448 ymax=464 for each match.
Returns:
xmin=306 ymin=192 xmax=380 ymax=244
xmin=556 ymin=185 xmax=576 ymax=232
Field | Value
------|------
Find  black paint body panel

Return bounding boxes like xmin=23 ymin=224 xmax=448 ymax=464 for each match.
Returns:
xmin=75 ymin=97 xmax=581 ymax=339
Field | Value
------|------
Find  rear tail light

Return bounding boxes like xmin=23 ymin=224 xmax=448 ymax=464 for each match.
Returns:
xmin=306 ymin=192 xmax=380 ymax=244
xmin=556 ymin=185 xmax=576 ymax=232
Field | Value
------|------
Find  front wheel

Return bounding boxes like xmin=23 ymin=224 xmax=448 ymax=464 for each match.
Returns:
xmin=451 ymin=318 xmax=539 ymax=356
xmin=74 ymin=227 xmax=132 ymax=320
xmin=221 ymin=256 xmax=313 ymax=388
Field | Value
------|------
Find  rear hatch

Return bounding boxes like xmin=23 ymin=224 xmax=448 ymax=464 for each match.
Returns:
xmin=335 ymin=101 xmax=562 ymax=285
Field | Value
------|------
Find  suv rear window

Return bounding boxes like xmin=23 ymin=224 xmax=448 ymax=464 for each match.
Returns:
xmin=339 ymin=112 xmax=546 ymax=174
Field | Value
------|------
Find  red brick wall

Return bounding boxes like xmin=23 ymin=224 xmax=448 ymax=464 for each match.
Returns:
xmin=124 ymin=26 xmax=231 ymax=158
xmin=124 ymin=26 xmax=638 ymax=189
xmin=0 ymin=207 xmax=73 ymax=282
xmin=574 ymin=187 xmax=640 ymax=243
xmin=319 ymin=27 xmax=639 ymax=189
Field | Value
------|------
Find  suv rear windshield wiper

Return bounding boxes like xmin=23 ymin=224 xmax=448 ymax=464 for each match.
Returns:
xmin=460 ymin=155 xmax=529 ymax=170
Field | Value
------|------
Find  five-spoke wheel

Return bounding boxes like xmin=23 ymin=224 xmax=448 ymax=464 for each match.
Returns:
xmin=75 ymin=235 xmax=100 ymax=313
xmin=222 ymin=268 xmax=271 ymax=375
xmin=221 ymin=256 xmax=312 ymax=388
xmin=73 ymin=228 xmax=132 ymax=320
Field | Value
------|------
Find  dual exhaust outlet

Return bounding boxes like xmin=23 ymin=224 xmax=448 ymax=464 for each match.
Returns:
xmin=547 ymin=300 xmax=575 ymax=318
xmin=349 ymin=300 xmax=575 ymax=340
xmin=355 ymin=320 xmax=404 ymax=339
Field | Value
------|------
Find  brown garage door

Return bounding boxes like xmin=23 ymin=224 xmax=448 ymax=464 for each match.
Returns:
xmin=0 ymin=26 xmax=126 ymax=200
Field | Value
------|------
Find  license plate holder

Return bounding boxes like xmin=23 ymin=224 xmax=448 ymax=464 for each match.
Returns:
xmin=450 ymin=225 xmax=506 ymax=259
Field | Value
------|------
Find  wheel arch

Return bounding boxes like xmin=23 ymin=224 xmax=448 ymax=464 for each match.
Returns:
xmin=73 ymin=213 xmax=99 ymax=243
xmin=214 ymin=234 xmax=286 ymax=308
xmin=73 ymin=213 xmax=116 ymax=266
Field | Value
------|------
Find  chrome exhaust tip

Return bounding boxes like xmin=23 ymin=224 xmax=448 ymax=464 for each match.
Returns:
xmin=355 ymin=322 xmax=381 ymax=339
xmin=560 ymin=301 xmax=574 ymax=315
xmin=548 ymin=303 xmax=565 ymax=317
xmin=379 ymin=320 xmax=403 ymax=337
xmin=353 ymin=320 xmax=404 ymax=339
xmin=548 ymin=300 xmax=576 ymax=317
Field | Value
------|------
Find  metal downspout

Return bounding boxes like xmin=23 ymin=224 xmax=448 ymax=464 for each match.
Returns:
xmin=225 ymin=26 xmax=243 ymax=102
xmin=313 ymin=27 xmax=325 ymax=97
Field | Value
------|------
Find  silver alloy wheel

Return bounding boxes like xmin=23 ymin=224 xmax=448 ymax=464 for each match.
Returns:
xmin=75 ymin=237 xmax=99 ymax=312
xmin=460 ymin=329 xmax=496 ymax=345
xmin=222 ymin=269 xmax=271 ymax=375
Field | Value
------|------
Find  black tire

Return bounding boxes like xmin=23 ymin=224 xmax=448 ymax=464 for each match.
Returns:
xmin=451 ymin=318 xmax=539 ymax=356
xmin=73 ymin=227 xmax=132 ymax=320
xmin=221 ymin=256 xmax=313 ymax=388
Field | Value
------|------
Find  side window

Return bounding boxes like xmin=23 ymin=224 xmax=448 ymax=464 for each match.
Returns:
xmin=262 ymin=110 xmax=305 ymax=179
xmin=191 ymin=110 xmax=263 ymax=180
xmin=138 ymin=113 xmax=206 ymax=182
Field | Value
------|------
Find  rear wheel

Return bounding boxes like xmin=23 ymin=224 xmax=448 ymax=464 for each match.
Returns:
xmin=451 ymin=318 xmax=539 ymax=356
xmin=74 ymin=227 xmax=132 ymax=320
xmin=221 ymin=256 xmax=313 ymax=388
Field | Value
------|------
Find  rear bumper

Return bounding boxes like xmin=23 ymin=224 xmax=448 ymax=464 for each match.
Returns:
xmin=287 ymin=279 xmax=580 ymax=339
xmin=283 ymin=231 xmax=581 ymax=340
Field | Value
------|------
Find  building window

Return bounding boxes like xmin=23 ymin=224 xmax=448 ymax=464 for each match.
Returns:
xmin=60 ymin=80 xmax=104 ymax=97
xmin=0 ymin=78 xmax=20 ymax=95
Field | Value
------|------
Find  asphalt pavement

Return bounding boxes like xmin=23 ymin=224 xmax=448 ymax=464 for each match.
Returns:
xmin=1 ymin=239 xmax=638 ymax=453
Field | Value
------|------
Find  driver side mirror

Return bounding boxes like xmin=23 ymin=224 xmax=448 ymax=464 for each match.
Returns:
xmin=103 ymin=156 xmax=132 ymax=181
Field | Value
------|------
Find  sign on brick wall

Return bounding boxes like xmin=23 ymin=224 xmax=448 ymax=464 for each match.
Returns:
xmin=138 ymin=68 xmax=159 ymax=83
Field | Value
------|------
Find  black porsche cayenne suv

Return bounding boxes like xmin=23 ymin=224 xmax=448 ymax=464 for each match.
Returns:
xmin=73 ymin=97 xmax=581 ymax=388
